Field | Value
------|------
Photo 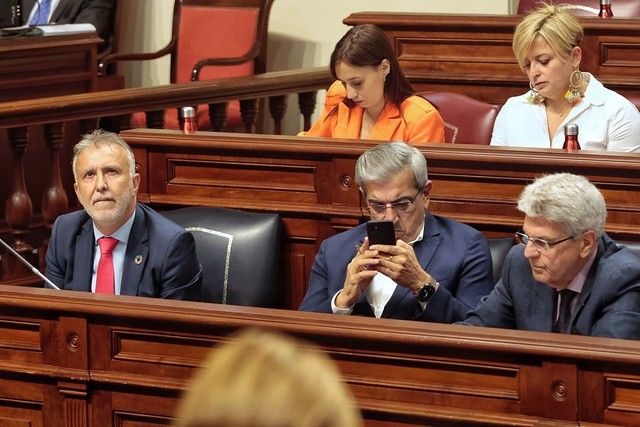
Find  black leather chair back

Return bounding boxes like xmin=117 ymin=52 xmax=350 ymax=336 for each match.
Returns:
xmin=620 ymin=241 xmax=640 ymax=259
xmin=488 ymin=237 xmax=516 ymax=283
xmin=161 ymin=206 xmax=282 ymax=307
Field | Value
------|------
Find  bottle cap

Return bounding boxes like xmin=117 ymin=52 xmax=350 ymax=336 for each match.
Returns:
xmin=181 ymin=106 xmax=196 ymax=118
xmin=564 ymin=123 xmax=578 ymax=136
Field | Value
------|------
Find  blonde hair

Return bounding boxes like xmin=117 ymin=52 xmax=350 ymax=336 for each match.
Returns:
xmin=512 ymin=2 xmax=583 ymax=71
xmin=173 ymin=328 xmax=363 ymax=427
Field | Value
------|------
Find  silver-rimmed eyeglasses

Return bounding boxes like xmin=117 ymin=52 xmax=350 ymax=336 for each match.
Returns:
xmin=366 ymin=190 xmax=422 ymax=215
xmin=515 ymin=229 xmax=574 ymax=252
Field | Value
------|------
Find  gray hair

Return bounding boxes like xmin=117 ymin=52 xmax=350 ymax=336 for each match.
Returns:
xmin=517 ymin=173 xmax=606 ymax=237
xmin=72 ymin=130 xmax=136 ymax=180
xmin=355 ymin=142 xmax=428 ymax=191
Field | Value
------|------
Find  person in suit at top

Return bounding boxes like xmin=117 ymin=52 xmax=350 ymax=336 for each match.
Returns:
xmin=45 ymin=130 xmax=202 ymax=300
xmin=462 ymin=173 xmax=640 ymax=340
xmin=490 ymin=3 xmax=640 ymax=151
xmin=299 ymin=24 xmax=445 ymax=145
xmin=23 ymin=0 xmax=116 ymax=53
xmin=299 ymin=142 xmax=493 ymax=322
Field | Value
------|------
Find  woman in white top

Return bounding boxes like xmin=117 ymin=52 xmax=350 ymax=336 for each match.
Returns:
xmin=491 ymin=3 xmax=640 ymax=152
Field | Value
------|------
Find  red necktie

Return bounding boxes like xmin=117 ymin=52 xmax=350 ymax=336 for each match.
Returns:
xmin=96 ymin=237 xmax=119 ymax=294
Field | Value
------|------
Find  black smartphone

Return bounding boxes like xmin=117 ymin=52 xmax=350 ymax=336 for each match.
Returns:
xmin=366 ymin=220 xmax=396 ymax=246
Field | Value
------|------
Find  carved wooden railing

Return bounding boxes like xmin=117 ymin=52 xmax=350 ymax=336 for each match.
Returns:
xmin=0 ymin=68 xmax=333 ymax=284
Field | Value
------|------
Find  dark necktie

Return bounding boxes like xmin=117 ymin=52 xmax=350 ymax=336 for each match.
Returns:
xmin=553 ymin=289 xmax=576 ymax=333
xmin=96 ymin=237 xmax=119 ymax=294
xmin=29 ymin=0 xmax=52 ymax=25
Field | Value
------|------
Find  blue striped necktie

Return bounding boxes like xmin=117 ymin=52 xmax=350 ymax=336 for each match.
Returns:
xmin=30 ymin=0 xmax=52 ymax=25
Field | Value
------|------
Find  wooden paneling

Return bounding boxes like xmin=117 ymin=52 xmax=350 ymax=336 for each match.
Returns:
xmin=121 ymin=129 xmax=640 ymax=309
xmin=342 ymin=13 xmax=640 ymax=105
xmin=0 ymin=33 xmax=101 ymax=101
xmin=0 ymin=285 xmax=639 ymax=426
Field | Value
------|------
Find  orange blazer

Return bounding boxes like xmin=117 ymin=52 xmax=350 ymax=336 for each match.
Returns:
xmin=299 ymin=81 xmax=445 ymax=144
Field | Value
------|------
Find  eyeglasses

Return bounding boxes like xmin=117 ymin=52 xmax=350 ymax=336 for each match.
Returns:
xmin=366 ymin=190 xmax=422 ymax=215
xmin=515 ymin=229 xmax=575 ymax=252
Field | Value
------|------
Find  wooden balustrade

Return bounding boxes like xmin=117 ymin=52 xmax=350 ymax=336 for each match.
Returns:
xmin=1 ymin=284 xmax=639 ymax=426
xmin=0 ymin=68 xmax=332 ymax=286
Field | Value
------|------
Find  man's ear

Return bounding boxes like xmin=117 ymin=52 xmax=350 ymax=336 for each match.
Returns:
xmin=132 ymin=173 xmax=141 ymax=193
xmin=579 ymin=229 xmax=597 ymax=258
xmin=423 ymin=180 xmax=433 ymax=197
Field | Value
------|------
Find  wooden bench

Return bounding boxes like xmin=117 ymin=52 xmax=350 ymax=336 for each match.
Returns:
xmin=122 ymin=129 xmax=640 ymax=309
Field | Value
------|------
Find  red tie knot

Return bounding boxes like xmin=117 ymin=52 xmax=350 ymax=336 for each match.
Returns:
xmin=98 ymin=237 xmax=119 ymax=255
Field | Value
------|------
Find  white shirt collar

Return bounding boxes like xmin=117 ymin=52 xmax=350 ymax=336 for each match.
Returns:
xmin=93 ymin=210 xmax=136 ymax=245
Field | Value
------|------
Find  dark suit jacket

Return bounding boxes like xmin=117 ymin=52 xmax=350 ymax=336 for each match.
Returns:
xmin=24 ymin=0 xmax=115 ymax=47
xmin=45 ymin=203 xmax=203 ymax=301
xmin=462 ymin=235 xmax=640 ymax=339
xmin=299 ymin=212 xmax=494 ymax=323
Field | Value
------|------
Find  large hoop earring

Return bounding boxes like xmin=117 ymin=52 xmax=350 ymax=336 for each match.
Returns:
xmin=564 ymin=70 xmax=585 ymax=104
xmin=527 ymin=81 xmax=545 ymax=104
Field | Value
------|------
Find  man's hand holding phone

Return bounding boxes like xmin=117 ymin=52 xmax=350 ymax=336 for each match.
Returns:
xmin=335 ymin=237 xmax=382 ymax=308
xmin=366 ymin=220 xmax=430 ymax=294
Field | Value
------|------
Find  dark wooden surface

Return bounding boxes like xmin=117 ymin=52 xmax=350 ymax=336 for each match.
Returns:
xmin=343 ymin=12 xmax=640 ymax=105
xmin=0 ymin=284 xmax=638 ymax=426
xmin=0 ymin=32 xmax=102 ymax=101
xmin=121 ymin=129 xmax=640 ymax=309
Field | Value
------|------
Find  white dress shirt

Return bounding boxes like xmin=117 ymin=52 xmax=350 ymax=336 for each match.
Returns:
xmin=491 ymin=73 xmax=640 ymax=152
xmin=331 ymin=223 xmax=426 ymax=317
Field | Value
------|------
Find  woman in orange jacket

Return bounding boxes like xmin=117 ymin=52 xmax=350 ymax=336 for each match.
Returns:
xmin=300 ymin=24 xmax=444 ymax=145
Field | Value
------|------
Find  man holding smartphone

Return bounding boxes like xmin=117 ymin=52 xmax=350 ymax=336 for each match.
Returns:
xmin=299 ymin=142 xmax=494 ymax=322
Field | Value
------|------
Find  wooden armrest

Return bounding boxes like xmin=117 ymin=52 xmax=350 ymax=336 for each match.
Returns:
xmin=190 ymin=42 xmax=262 ymax=81
xmin=98 ymin=40 xmax=177 ymax=76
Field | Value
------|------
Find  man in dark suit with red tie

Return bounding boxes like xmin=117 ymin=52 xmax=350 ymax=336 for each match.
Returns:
xmin=45 ymin=130 xmax=203 ymax=300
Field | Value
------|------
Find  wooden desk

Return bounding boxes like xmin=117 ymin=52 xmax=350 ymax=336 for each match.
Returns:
xmin=0 ymin=32 xmax=103 ymax=101
xmin=121 ymin=129 xmax=640 ymax=309
xmin=0 ymin=285 xmax=639 ymax=426
xmin=343 ymin=13 xmax=640 ymax=105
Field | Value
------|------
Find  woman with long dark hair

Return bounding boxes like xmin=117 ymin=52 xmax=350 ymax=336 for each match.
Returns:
xmin=300 ymin=24 xmax=444 ymax=144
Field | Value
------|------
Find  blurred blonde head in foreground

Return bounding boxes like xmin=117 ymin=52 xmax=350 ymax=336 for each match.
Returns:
xmin=173 ymin=328 xmax=363 ymax=427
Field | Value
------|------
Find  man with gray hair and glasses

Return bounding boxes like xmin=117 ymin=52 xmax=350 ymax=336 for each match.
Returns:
xmin=299 ymin=142 xmax=493 ymax=322
xmin=463 ymin=173 xmax=640 ymax=339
